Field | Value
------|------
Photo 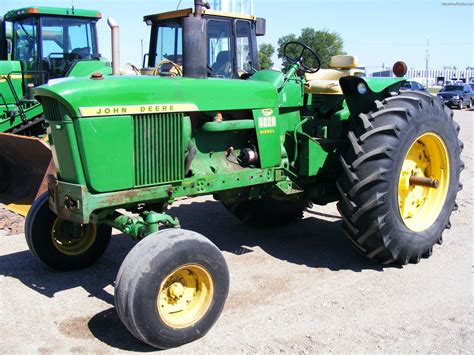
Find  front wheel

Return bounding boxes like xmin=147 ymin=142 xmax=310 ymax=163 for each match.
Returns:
xmin=337 ymin=91 xmax=463 ymax=265
xmin=25 ymin=192 xmax=112 ymax=270
xmin=115 ymin=228 xmax=229 ymax=349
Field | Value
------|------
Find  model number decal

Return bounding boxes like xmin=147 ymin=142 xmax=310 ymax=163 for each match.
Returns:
xmin=258 ymin=116 xmax=276 ymax=128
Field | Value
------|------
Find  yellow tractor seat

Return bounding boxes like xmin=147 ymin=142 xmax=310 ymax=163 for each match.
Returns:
xmin=305 ymin=55 xmax=361 ymax=95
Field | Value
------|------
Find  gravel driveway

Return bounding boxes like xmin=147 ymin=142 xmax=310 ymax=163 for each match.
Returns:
xmin=1 ymin=109 xmax=472 ymax=354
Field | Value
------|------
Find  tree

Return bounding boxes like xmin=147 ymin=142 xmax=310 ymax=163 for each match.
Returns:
xmin=277 ymin=28 xmax=345 ymax=69
xmin=258 ymin=43 xmax=275 ymax=70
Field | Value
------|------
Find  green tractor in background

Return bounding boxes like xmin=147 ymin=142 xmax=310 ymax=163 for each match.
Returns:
xmin=0 ymin=6 xmax=111 ymax=215
xmin=28 ymin=0 xmax=463 ymax=350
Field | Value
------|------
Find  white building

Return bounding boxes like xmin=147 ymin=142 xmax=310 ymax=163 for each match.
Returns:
xmin=211 ymin=0 xmax=254 ymax=14
xmin=372 ymin=68 xmax=473 ymax=87
xmin=406 ymin=68 xmax=473 ymax=86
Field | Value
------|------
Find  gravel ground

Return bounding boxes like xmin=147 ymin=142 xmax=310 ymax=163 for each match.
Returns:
xmin=0 ymin=109 xmax=472 ymax=354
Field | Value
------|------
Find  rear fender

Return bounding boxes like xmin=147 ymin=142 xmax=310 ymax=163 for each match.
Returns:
xmin=0 ymin=60 xmax=24 ymax=104
xmin=340 ymin=76 xmax=405 ymax=117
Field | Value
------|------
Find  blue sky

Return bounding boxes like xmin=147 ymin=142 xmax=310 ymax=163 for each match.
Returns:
xmin=2 ymin=0 xmax=473 ymax=72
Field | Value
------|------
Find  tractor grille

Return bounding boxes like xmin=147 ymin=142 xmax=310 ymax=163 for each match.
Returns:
xmin=41 ymin=97 xmax=62 ymax=121
xmin=133 ymin=113 xmax=184 ymax=187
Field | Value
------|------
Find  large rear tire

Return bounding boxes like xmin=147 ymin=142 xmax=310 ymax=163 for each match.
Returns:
xmin=337 ymin=91 xmax=463 ymax=265
xmin=115 ymin=228 xmax=229 ymax=349
xmin=25 ymin=192 xmax=112 ymax=270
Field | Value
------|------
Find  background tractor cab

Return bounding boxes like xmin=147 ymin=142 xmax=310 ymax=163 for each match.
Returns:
xmin=142 ymin=5 xmax=266 ymax=79
xmin=0 ymin=6 xmax=102 ymax=86
xmin=0 ymin=7 xmax=109 ymax=218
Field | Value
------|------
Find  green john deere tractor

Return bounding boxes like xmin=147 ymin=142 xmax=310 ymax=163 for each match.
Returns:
xmin=0 ymin=6 xmax=111 ymax=215
xmin=28 ymin=1 xmax=463 ymax=349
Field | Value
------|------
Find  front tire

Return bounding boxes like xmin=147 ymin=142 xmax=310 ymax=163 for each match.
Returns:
xmin=115 ymin=228 xmax=229 ymax=349
xmin=337 ymin=91 xmax=463 ymax=265
xmin=25 ymin=192 xmax=112 ymax=270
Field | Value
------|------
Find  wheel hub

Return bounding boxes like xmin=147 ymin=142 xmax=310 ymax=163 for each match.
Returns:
xmin=51 ymin=218 xmax=97 ymax=256
xmin=168 ymin=282 xmax=185 ymax=300
xmin=398 ymin=133 xmax=450 ymax=232
xmin=158 ymin=264 xmax=213 ymax=328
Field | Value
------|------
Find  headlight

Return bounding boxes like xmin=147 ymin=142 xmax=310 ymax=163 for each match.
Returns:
xmin=453 ymin=95 xmax=460 ymax=99
xmin=357 ymin=82 xmax=367 ymax=95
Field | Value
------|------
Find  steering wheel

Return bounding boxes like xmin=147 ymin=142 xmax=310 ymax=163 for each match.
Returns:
xmin=283 ymin=41 xmax=321 ymax=74
xmin=153 ymin=60 xmax=183 ymax=77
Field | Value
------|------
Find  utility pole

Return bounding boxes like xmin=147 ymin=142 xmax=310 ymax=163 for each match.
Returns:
xmin=425 ymin=39 xmax=430 ymax=88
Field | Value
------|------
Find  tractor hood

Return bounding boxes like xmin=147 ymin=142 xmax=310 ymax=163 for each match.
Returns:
xmin=35 ymin=75 xmax=278 ymax=119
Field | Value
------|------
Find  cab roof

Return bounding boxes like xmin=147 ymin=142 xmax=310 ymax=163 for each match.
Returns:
xmin=4 ymin=6 xmax=102 ymax=21
xmin=143 ymin=7 xmax=256 ymax=23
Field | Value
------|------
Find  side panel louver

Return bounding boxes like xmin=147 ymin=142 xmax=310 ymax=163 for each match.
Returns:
xmin=41 ymin=97 xmax=62 ymax=121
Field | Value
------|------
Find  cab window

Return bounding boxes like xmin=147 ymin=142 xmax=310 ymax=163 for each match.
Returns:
xmin=40 ymin=17 xmax=97 ymax=80
xmin=208 ymin=20 xmax=233 ymax=78
xmin=13 ymin=17 xmax=38 ymax=63
xmin=155 ymin=22 xmax=182 ymax=65
xmin=40 ymin=17 xmax=96 ymax=59
xmin=235 ymin=20 xmax=253 ymax=75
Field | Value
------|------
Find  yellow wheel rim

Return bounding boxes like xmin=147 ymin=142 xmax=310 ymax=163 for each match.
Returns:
xmin=51 ymin=218 xmax=97 ymax=256
xmin=398 ymin=132 xmax=450 ymax=232
xmin=157 ymin=264 xmax=213 ymax=329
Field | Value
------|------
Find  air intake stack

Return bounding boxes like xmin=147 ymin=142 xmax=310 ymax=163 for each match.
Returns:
xmin=182 ymin=1 xmax=210 ymax=78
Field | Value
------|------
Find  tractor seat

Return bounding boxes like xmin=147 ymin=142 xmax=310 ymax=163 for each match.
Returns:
xmin=71 ymin=46 xmax=91 ymax=59
xmin=211 ymin=51 xmax=232 ymax=78
xmin=305 ymin=55 xmax=361 ymax=95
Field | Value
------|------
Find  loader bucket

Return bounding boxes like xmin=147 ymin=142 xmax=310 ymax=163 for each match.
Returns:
xmin=0 ymin=133 xmax=53 ymax=216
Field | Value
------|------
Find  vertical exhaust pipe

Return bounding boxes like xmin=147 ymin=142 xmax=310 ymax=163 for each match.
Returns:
xmin=107 ymin=17 xmax=120 ymax=75
xmin=183 ymin=1 xmax=209 ymax=78
xmin=194 ymin=0 xmax=209 ymax=18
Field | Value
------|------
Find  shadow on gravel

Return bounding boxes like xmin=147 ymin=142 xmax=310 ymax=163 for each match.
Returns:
xmin=0 ymin=197 xmax=389 ymax=351
xmin=0 ymin=198 xmax=385 ymax=302
xmin=168 ymin=199 xmax=386 ymax=273
xmin=0 ymin=235 xmax=137 ymax=305
xmin=88 ymin=308 xmax=156 ymax=352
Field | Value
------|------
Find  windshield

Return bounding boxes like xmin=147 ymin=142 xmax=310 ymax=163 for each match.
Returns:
xmin=208 ymin=20 xmax=233 ymax=78
xmin=13 ymin=17 xmax=38 ymax=64
xmin=152 ymin=21 xmax=182 ymax=75
xmin=13 ymin=16 xmax=98 ymax=82
xmin=235 ymin=20 xmax=253 ymax=75
xmin=443 ymin=85 xmax=463 ymax=92
xmin=41 ymin=17 xmax=97 ymax=58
